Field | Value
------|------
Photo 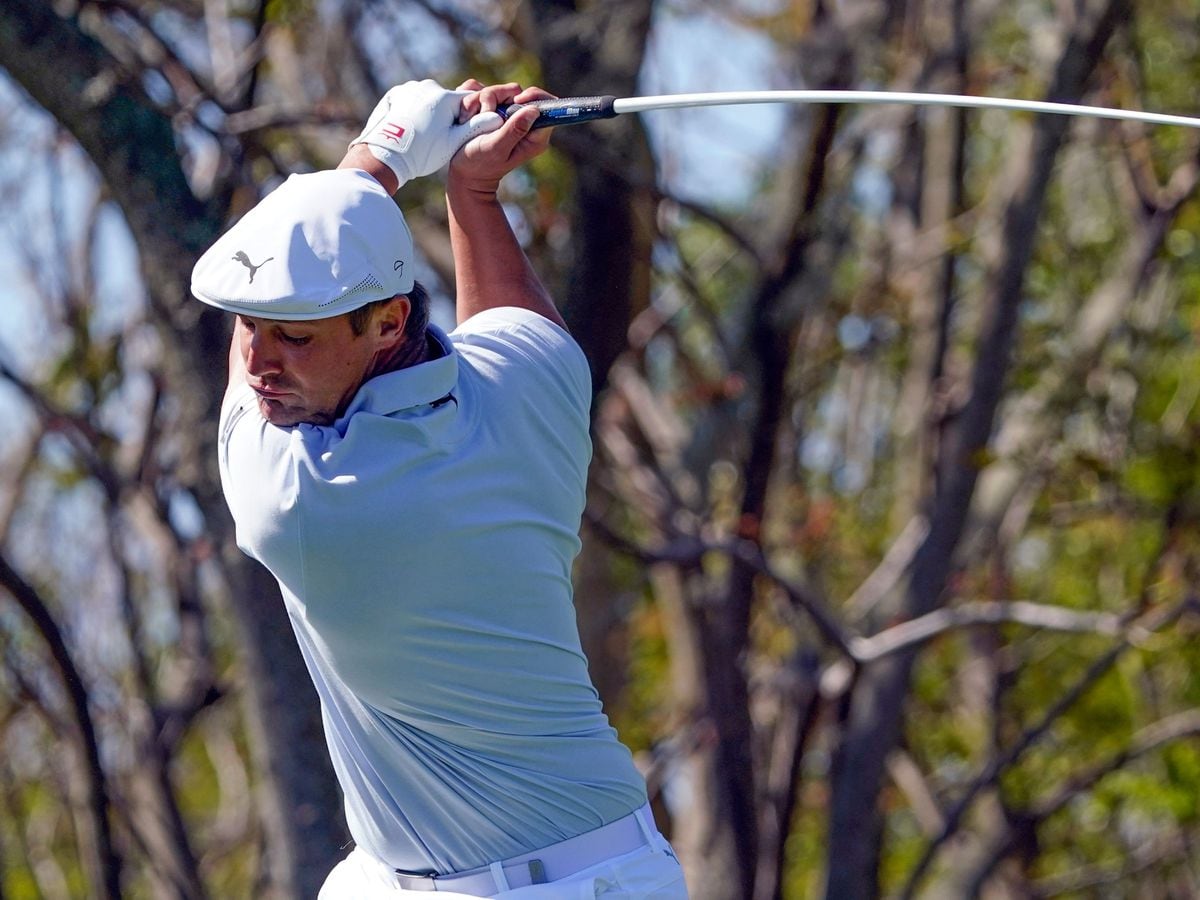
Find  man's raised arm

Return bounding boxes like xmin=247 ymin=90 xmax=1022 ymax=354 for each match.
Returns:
xmin=334 ymin=78 xmax=564 ymax=329
xmin=338 ymin=78 xmax=495 ymax=196
xmin=444 ymin=82 xmax=565 ymax=329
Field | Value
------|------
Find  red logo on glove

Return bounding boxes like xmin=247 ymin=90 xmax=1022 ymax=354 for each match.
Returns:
xmin=381 ymin=122 xmax=407 ymax=143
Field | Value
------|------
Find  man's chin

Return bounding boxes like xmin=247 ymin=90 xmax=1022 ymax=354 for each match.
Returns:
xmin=257 ymin=396 xmax=333 ymax=427
xmin=258 ymin=396 xmax=302 ymax=426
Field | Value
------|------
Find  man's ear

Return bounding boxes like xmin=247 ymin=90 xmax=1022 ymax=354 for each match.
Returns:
xmin=375 ymin=294 xmax=412 ymax=345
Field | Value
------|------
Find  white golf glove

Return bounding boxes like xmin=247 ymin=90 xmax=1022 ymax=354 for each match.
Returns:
xmin=350 ymin=79 xmax=502 ymax=187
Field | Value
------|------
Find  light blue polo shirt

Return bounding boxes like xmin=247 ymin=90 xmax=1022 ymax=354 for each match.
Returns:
xmin=217 ymin=307 xmax=647 ymax=873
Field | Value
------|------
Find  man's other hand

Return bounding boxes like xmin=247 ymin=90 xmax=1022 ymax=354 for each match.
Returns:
xmin=349 ymin=79 xmax=502 ymax=190
xmin=449 ymin=81 xmax=555 ymax=196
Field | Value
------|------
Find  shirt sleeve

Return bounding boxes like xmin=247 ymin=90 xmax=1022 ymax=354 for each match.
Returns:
xmin=217 ymin=382 xmax=304 ymax=565
xmin=451 ymin=307 xmax=592 ymax=415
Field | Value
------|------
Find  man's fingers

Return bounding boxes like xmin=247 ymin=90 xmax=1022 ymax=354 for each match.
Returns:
xmin=451 ymin=81 xmax=554 ymax=190
xmin=456 ymin=81 xmax=557 ymax=123
xmin=476 ymin=82 xmax=521 ymax=113
xmin=501 ymin=86 xmax=557 ymax=133
xmin=460 ymin=111 xmax=504 ymax=144
xmin=456 ymin=80 xmax=508 ymax=123
xmin=465 ymin=106 xmax=548 ymax=168
xmin=455 ymin=79 xmax=491 ymax=123
xmin=486 ymin=106 xmax=540 ymax=152
xmin=512 ymin=86 xmax=556 ymax=105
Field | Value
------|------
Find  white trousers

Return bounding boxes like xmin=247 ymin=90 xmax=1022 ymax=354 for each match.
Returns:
xmin=319 ymin=834 xmax=689 ymax=899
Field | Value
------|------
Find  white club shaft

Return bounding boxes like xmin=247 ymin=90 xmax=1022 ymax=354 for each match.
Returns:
xmin=610 ymin=90 xmax=1200 ymax=130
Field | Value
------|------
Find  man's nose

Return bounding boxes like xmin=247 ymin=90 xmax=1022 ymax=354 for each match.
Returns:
xmin=244 ymin=331 xmax=282 ymax=377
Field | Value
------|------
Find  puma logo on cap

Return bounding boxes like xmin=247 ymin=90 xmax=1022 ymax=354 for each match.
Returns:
xmin=233 ymin=250 xmax=274 ymax=284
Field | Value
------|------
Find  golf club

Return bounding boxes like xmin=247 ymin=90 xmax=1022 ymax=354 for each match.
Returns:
xmin=499 ymin=90 xmax=1200 ymax=131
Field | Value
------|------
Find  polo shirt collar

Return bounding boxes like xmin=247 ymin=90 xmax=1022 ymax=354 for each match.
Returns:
xmin=335 ymin=324 xmax=458 ymax=424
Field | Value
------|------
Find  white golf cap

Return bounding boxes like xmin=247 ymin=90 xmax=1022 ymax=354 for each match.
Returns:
xmin=190 ymin=169 xmax=414 ymax=321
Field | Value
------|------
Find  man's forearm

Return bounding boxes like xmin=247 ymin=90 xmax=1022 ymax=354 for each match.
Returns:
xmin=446 ymin=180 xmax=564 ymax=328
xmin=339 ymin=79 xmax=563 ymax=326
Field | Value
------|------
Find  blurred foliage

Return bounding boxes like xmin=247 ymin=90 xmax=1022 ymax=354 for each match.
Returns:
xmin=3 ymin=0 xmax=1200 ymax=897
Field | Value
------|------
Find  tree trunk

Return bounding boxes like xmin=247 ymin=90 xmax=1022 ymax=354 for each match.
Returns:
xmin=523 ymin=0 xmax=657 ymax=397
xmin=0 ymin=2 xmax=348 ymax=894
xmin=823 ymin=3 xmax=1129 ymax=896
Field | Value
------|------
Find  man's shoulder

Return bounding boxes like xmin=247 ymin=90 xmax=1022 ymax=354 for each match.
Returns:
xmin=451 ymin=307 xmax=588 ymax=374
xmin=450 ymin=307 xmax=592 ymax=411
xmin=452 ymin=306 xmax=570 ymax=342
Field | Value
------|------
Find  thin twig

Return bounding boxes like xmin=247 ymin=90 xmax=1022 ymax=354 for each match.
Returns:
xmin=588 ymin=509 xmax=1157 ymax=668
xmin=844 ymin=515 xmax=929 ymax=620
xmin=0 ymin=553 xmax=123 ymax=895
xmin=1030 ymin=831 xmax=1190 ymax=898
xmin=221 ymin=106 xmax=360 ymax=136
xmin=1033 ymin=709 xmax=1200 ymax=821
xmin=965 ymin=709 xmax=1200 ymax=889
xmin=722 ymin=538 xmax=856 ymax=658
xmin=852 ymin=600 xmax=1126 ymax=662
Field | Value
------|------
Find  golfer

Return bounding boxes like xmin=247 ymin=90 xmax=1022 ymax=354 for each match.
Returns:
xmin=190 ymin=78 xmax=687 ymax=898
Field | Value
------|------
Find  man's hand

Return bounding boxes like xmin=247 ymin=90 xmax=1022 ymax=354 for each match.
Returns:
xmin=449 ymin=81 xmax=556 ymax=196
xmin=349 ymin=79 xmax=502 ymax=191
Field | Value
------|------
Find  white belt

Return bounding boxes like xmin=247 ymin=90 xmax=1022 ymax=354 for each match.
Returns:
xmin=392 ymin=804 xmax=658 ymax=893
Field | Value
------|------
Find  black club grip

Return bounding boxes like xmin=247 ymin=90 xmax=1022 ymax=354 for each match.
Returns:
xmin=499 ymin=95 xmax=618 ymax=129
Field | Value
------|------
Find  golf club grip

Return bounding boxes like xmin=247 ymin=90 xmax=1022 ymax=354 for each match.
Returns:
xmin=500 ymin=96 xmax=618 ymax=129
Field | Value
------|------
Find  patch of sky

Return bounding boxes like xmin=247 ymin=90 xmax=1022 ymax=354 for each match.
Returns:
xmin=91 ymin=205 xmax=146 ymax=337
xmin=168 ymin=489 xmax=207 ymax=543
xmin=145 ymin=3 xmax=247 ymax=82
xmin=95 ymin=369 xmax=154 ymax=446
xmin=3 ymin=467 xmax=132 ymax=673
xmin=142 ymin=68 xmax=175 ymax=107
xmin=0 ymin=86 xmax=134 ymax=375
xmin=1013 ymin=534 xmax=1050 ymax=572
xmin=0 ymin=78 xmax=57 ymax=364
xmin=837 ymin=314 xmax=873 ymax=352
xmin=0 ymin=382 xmax=36 ymax=452
xmin=838 ymin=313 xmax=899 ymax=353
xmin=852 ymin=130 xmax=898 ymax=217
xmin=800 ymin=427 xmax=837 ymax=474
xmin=640 ymin=3 xmax=789 ymax=205
xmin=350 ymin=0 xmax=465 ymax=86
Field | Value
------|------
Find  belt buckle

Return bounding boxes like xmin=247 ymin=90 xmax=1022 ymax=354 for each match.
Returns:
xmin=393 ymin=870 xmax=439 ymax=892
xmin=398 ymin=856 xmax=550 ymax=892
xmin=527 ymin=859 xmax=548 ymax=885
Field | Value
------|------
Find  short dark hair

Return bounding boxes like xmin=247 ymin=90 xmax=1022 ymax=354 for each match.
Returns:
xmin=347 ymin=280 xmax=430 ymax=341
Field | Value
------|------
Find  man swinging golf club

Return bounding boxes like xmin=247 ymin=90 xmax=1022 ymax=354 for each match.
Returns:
xmin=191 ymin=78 xmax=688 ymax=898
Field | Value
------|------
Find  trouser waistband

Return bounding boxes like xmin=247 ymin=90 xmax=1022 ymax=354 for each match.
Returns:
xmin=393 ymin=804 xmax=659 ymax=893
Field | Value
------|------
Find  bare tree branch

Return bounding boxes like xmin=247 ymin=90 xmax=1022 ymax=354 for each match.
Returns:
xmin=221 ymin=106 xmax=360 ymax=136
xmin=851 ymin=600 xmax=1127 ymax=663
xmin=752 ymin=651 xmax=821 ymax=900
xmin=589 ymin=505 xmax=1146 ymax=672
xmin=0 ymin=554 xmax=122 ymax=898
xmin=844 ymin=515 xmax=930 ymax=620
xmin=1033 ymin=708 xmax=1200 ymax=819
xmin=1030 ymin=831 xmax=1192 ymax=898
